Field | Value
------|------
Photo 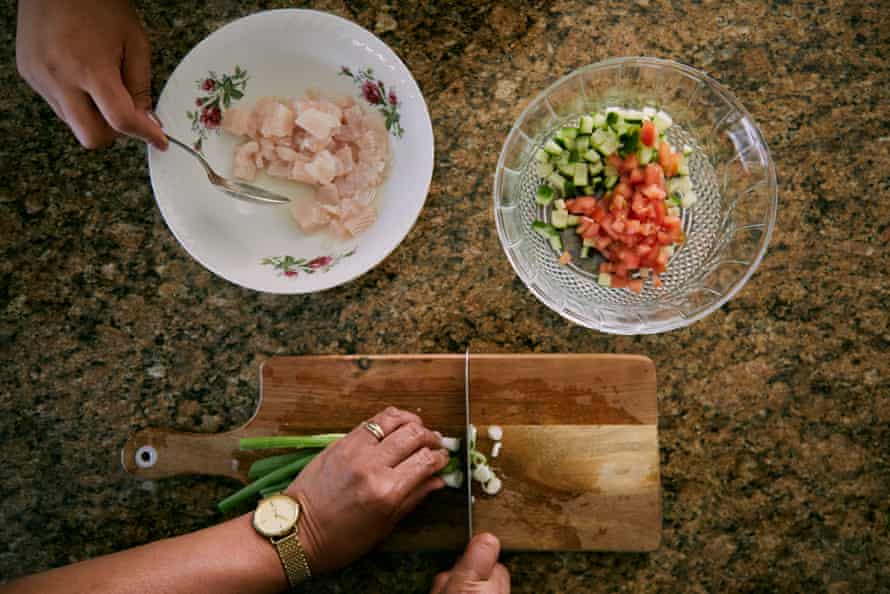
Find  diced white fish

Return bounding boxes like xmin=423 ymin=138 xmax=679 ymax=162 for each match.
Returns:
xmin=221 ymin=106 xmax=250 ymax=137
xmin=260 ymin=102 xmax=295 ymax=138
xmin=233 ymin=141 xmax=261 ymax=180
xmin=275 ymin=146 xmax=299 ymax=162
xmin=266 ymin=159 xmax=292 ymax=178
xmin=290 ymin=199 xmax=331 ymax=233
xmin=315 ymin=183 xmax=340 ymax=205
xmin=304 ymin=150 xmax=338 ymax=186
xmin=295 ymin=108 xmax=340 ymax=140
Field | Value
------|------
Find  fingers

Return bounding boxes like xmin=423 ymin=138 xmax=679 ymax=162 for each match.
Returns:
xmin=57 ymin=87 xmax=117 ymax=149
xmin=452 ymin=533 xmax=502 ymax=581
xmin=490 ymin=564 xmax=511 ymax=592
xmin=379 ymin=421 xmax=444 ymax=466
xmin=393 ymin=447 xmax=450 ymax=495
xmin=85 ymin=72 xmax=166 ymax=148
xmin=430 ymin=571 xmax=450 ymax=594
xmin=355 ymin=407 xmax=423 ymax=445
xmin=121 ymin=29 xmax=167 ymax=150
xmin=395 ymin=475 xmax=445 ymax=522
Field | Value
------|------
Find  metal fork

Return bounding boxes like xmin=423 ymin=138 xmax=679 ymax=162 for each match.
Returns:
xmin=165 ymin=135 xmax=291 ymax=205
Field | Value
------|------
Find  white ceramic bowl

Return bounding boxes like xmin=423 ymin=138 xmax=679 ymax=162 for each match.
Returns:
xmin=149 ymin=9 xmax=434 ymax=293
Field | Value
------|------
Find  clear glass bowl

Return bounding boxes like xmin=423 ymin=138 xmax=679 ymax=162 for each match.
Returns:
xmin=493 ymin=57 xmax=777 ymax=334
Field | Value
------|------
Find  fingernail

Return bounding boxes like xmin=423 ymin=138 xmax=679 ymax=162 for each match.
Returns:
xmin=145 ymin=109 xmax=163 ymax=128
xmin=433 ymin=431 xmax=443 ymax=439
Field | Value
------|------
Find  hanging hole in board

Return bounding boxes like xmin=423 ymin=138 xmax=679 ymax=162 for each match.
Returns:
xmin=135 ymin=445 xmax=158 ymax=469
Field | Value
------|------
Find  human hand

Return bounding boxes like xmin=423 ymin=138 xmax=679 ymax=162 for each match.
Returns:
xmin=16 ymin=0 xmax=167 ymax=150
xmin=431 ymin=533 xmax=511 ymax=594
xmin=286 ymin=407 xmax=450 ymax=573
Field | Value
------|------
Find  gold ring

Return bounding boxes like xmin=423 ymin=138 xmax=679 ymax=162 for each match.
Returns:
xmin=362 ymin=421 xmax=385 ymax=442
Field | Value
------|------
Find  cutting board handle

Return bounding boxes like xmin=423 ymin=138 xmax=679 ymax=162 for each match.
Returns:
xmin=121 ymin=428 xmax=243 ymax=481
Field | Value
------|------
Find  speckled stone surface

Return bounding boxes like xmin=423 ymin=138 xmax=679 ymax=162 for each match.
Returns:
xmin=1 ymin=0 xmax=889 ymax=592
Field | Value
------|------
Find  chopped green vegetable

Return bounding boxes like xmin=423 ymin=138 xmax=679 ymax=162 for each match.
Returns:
xmin=536 ymin=184 xmax=555 ymax=205
xmin=543 ymin=139 xmax=563 ymax=156
xmin=239 ymin=434 xmax=345 ymax=450
xmin=606 ymin=111 xmax=619 ymax=129
xmin=579 ymin=115 xmax=594 ymax=135
xmin=248 ymin=450 xmax=319 ymax=480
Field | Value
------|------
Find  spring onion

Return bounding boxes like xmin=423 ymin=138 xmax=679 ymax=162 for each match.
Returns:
xmin=219 ymin=454 xmax=321 ymax=513
xmin=259 ymin=480 xmax=293 ymax=498
xmin=491 ymin=442 xmax=502 ymax=458
xmin=487 ymin=426 xmax=503 ymax=441
xmin=247 ymin=450 xmax=319 ymax=480
xmin=238 ymin=434 xmax=345 ymax=450
xmin=439 ymin=436 xmax=462 ymax=452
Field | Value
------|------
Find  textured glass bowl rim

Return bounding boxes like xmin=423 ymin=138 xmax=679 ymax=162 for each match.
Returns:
xmin=493 ymin=56 xmax=778 ymax=335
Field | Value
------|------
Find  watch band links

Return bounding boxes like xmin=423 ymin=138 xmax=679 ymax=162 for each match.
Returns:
xmin=272 ymin=530 xmax=312 ymax=586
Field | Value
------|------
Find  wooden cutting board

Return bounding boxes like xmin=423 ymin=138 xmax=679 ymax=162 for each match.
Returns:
xmin=122 ymin=354 xmax=661 ymax=552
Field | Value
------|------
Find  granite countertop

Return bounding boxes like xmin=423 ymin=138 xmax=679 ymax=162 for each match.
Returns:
xmin=1 ymin=0 xmax=888 ymax=592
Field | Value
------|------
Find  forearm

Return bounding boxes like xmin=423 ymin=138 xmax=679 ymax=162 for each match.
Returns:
xmin=2 ymin=514 xmax=287 ymax=594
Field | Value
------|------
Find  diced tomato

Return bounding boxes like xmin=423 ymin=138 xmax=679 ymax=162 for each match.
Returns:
xmin=610 ymin=275 xmax=628 ymax=289
xmin=652 ymin=200 xmax=666 ymax=224
xmin=641 ymin=184 xmax=666 ymax=200
xmin=628 ymin=279 xmax=644 ymax=293
xmin=631 ymin=193 xmax=648 ymax=216
xmin=595 ymin=236 xmax=612 ymax=250
xmin=614 ymin=182 xmax=632 ymax=198
xmin=652 ymin=273 xmax=663 ymax=288
xmin=590 ymin=205 xmax=607 ymax=223
xmin=636 ymin=243 xmax=653 ymax=256
xmin=640 ymin=121 xmax=657 ymax=147
xmin=655 ymin=247 xmax=670 ymax=265
xmin=613 ymin=262 xmax=629 ymax=279
xmin=640 ymin=222 xmax=656 ymax=236
xmin=620 ymin=250 xmax=641 ymax=269
xmin=622 ymin=154 xmax=639 ymax=173
xmin=658 ymin=141 xmax=679 ymax=177
xmin=607 ymin=154 xmax=624 ymax=170
xmin=644 ymin=163 xmax=665 ymax=188
xmin=663 ymin=216 xmax=682 ymax=231
xmin=567 ymin=196 xmax=597 ymax=214
xmin=625 ymin=219 xmax=641 ymax=234
xmin=629 ymin=168 xmax=645 ymax=185
xmin=582 ymin=222 xmax=600 ymax=239
xmin=611 ymin=193 xmax=627 ymax=211
xmin=611 ymin=219 xmax=626 ymax=233
xmin=599 ymin=262 xmax=613 ymax=274
xmin=657 ymin=231 xmax=674 ymax=245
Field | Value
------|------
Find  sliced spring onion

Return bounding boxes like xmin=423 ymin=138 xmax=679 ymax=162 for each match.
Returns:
xmin=491 ymin=441 xmax=502 ymax=458
xmin=482 ymin=476 xmax=503 ymax=495
xmin=441 ymin=470 xmax=465 ymax=489
xmin=219 ymin=454 xmax=319 ymax=513
xmin=247 ymin=450 xmax=319 ymax=480
xmin=487 ymin=426 xmax=503 ymax=441
xmin=472 ymin=464 xmax=493 ymax=483
xmin=439 ymin=436 xmax=462 ymax=452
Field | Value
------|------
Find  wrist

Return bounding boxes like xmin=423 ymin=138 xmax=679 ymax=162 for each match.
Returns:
xmin=285 ymin=485 xmax=324 ymax=574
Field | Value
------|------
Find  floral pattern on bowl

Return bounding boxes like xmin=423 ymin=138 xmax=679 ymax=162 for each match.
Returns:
xmin=186 ymin=66 xmax=249 ymax=151
xmin=340 ymin=66 xmax=404 ymax=138
xmin=261 ymin=250 xmax=356 ymax=277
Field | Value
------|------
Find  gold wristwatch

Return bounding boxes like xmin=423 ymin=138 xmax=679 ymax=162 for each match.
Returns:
xmin=252 ymin=494 xmax=312 ymax=587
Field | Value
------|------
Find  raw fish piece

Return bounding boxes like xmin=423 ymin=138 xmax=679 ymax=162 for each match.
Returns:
xmin=295 ymin=108 xmax=340 ymax=140
xmin=339 ymin=198 xmax=377 ymax=237
xmin=260 ymin=102 xmax=295 ymax=138
xmin=266 ymin=159 xmax=292 ymax=178
xmin=233 ymin=141 xmax=261 ymax=180
xmin=289 ymin=155 xmax=316 ymax=184
xmin=290 ymin=199 xmax=331 ymax=233
xmin=316 ymin=184 xmax=340 ymax=205
xmin=222 ymin=106 xmax=250 ymax=136
xmin=275 ymin=146 xmax=299 ymax=162
xmin=304 ymin=150 xmax=338 ymax=185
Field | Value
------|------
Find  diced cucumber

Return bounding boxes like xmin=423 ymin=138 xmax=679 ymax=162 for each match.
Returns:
xmin=579 ymin=115 xmax=594 ymax=135
xmin=566 ymin=214 xmax=580 ymax=226
xmin=543 ymin=139 xmax=563 ymax=156
xmin=620 ymin=109 xmax=646 ymax=122
xmin=532 ymin=220 xmax=557 ymax=238
xmin=580 ymin=246 xmax=591 ymax=259
xmin=574 ymin=135 xmax=590 ymax=152
xmin=619 ymin=129 xmax=641 ymax=156
xmin=642 ymin=106 xmax=657 ymax=119
xmin=553 ymin=198 xmax=567 ymax=210
xmin=604 ymin=164 xmax=619 ymax=177
xmin=568 ymin=150 xmax=580 ymax=163
xmin=582 ymin=185 xmax=596 ymax=195
xmin=597 ymin=272 xmax=612 ymax=287
xmin=534 ymin=148 xmax=550 ymax=163
xmin=582 ymin=237 xmax=597 ymax=248
xmin=638 ymin=146 xmax=654 ymax=165
xmin=564 ymin=179 xmax=576 ymax=196
xmin=677 ymin=156 xmax=689 ymax=176
xmin=683 ymin=144 xmax=693 ymax=156
xmin=582 ymin=149 xmax=601 ymax=163
xmin=667 ymin=205 xmax=681 ymax=217
xmin=547 ymin=173 xmax=567 ymax=195
xmin=558 ymin=161 xmax=576 ymax=177
xmin=535 ymin=184 xmax=555 ymax=205
xmin=556 ymin=151 xmax=570 ymax=166
xmin=551 ymin=209 xmax=569 ymax=229
xmin=668 ymin=176 xmax=693 ymax=194
xmin=536 ymin=161 xmax=554 ymax=178
xmin=588 ymin=161 xmax=603 ymax=176
xmin=653 ymin=110 xmax=673 ymax=133
xmin=573 ymin=163 xmax=588 ymax=187
xmin=591 ymin=129 xmax=620 ymax=155
xmin=557 ymin=127 xmax=579 ymax=143
xmin=681 ymin=191 xmax=698 ymax=208
xmin=592 ymin=112 xmax=607 ymax=128
xmin=549 ymin=235 xmax=563 ymax=252
xmin=604 ymin=175 xmax=618 ymax=189
xmin=605 ymin=111 xmax=619 ymax=129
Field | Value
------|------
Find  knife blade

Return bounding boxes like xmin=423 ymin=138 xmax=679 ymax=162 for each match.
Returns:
xmin=464 ymin=348 xmax=473 ymax=541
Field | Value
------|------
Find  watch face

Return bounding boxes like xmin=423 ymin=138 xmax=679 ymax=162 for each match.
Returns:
xmin=253 ymin=495 xmax=300 ymax=538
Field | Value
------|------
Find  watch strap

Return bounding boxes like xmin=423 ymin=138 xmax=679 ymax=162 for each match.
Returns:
xmin=272 ymin=530 xmax=312 ymax=586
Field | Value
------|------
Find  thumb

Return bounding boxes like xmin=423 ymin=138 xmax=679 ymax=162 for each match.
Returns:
xmin=120 ymin=28 xmax=167 ymax=149
xmin=451 ymin=533 xmax=501 ymax=581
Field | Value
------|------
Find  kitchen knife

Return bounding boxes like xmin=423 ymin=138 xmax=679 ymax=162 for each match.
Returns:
xmin=464 ymin=348 xmax=473 ymax=541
